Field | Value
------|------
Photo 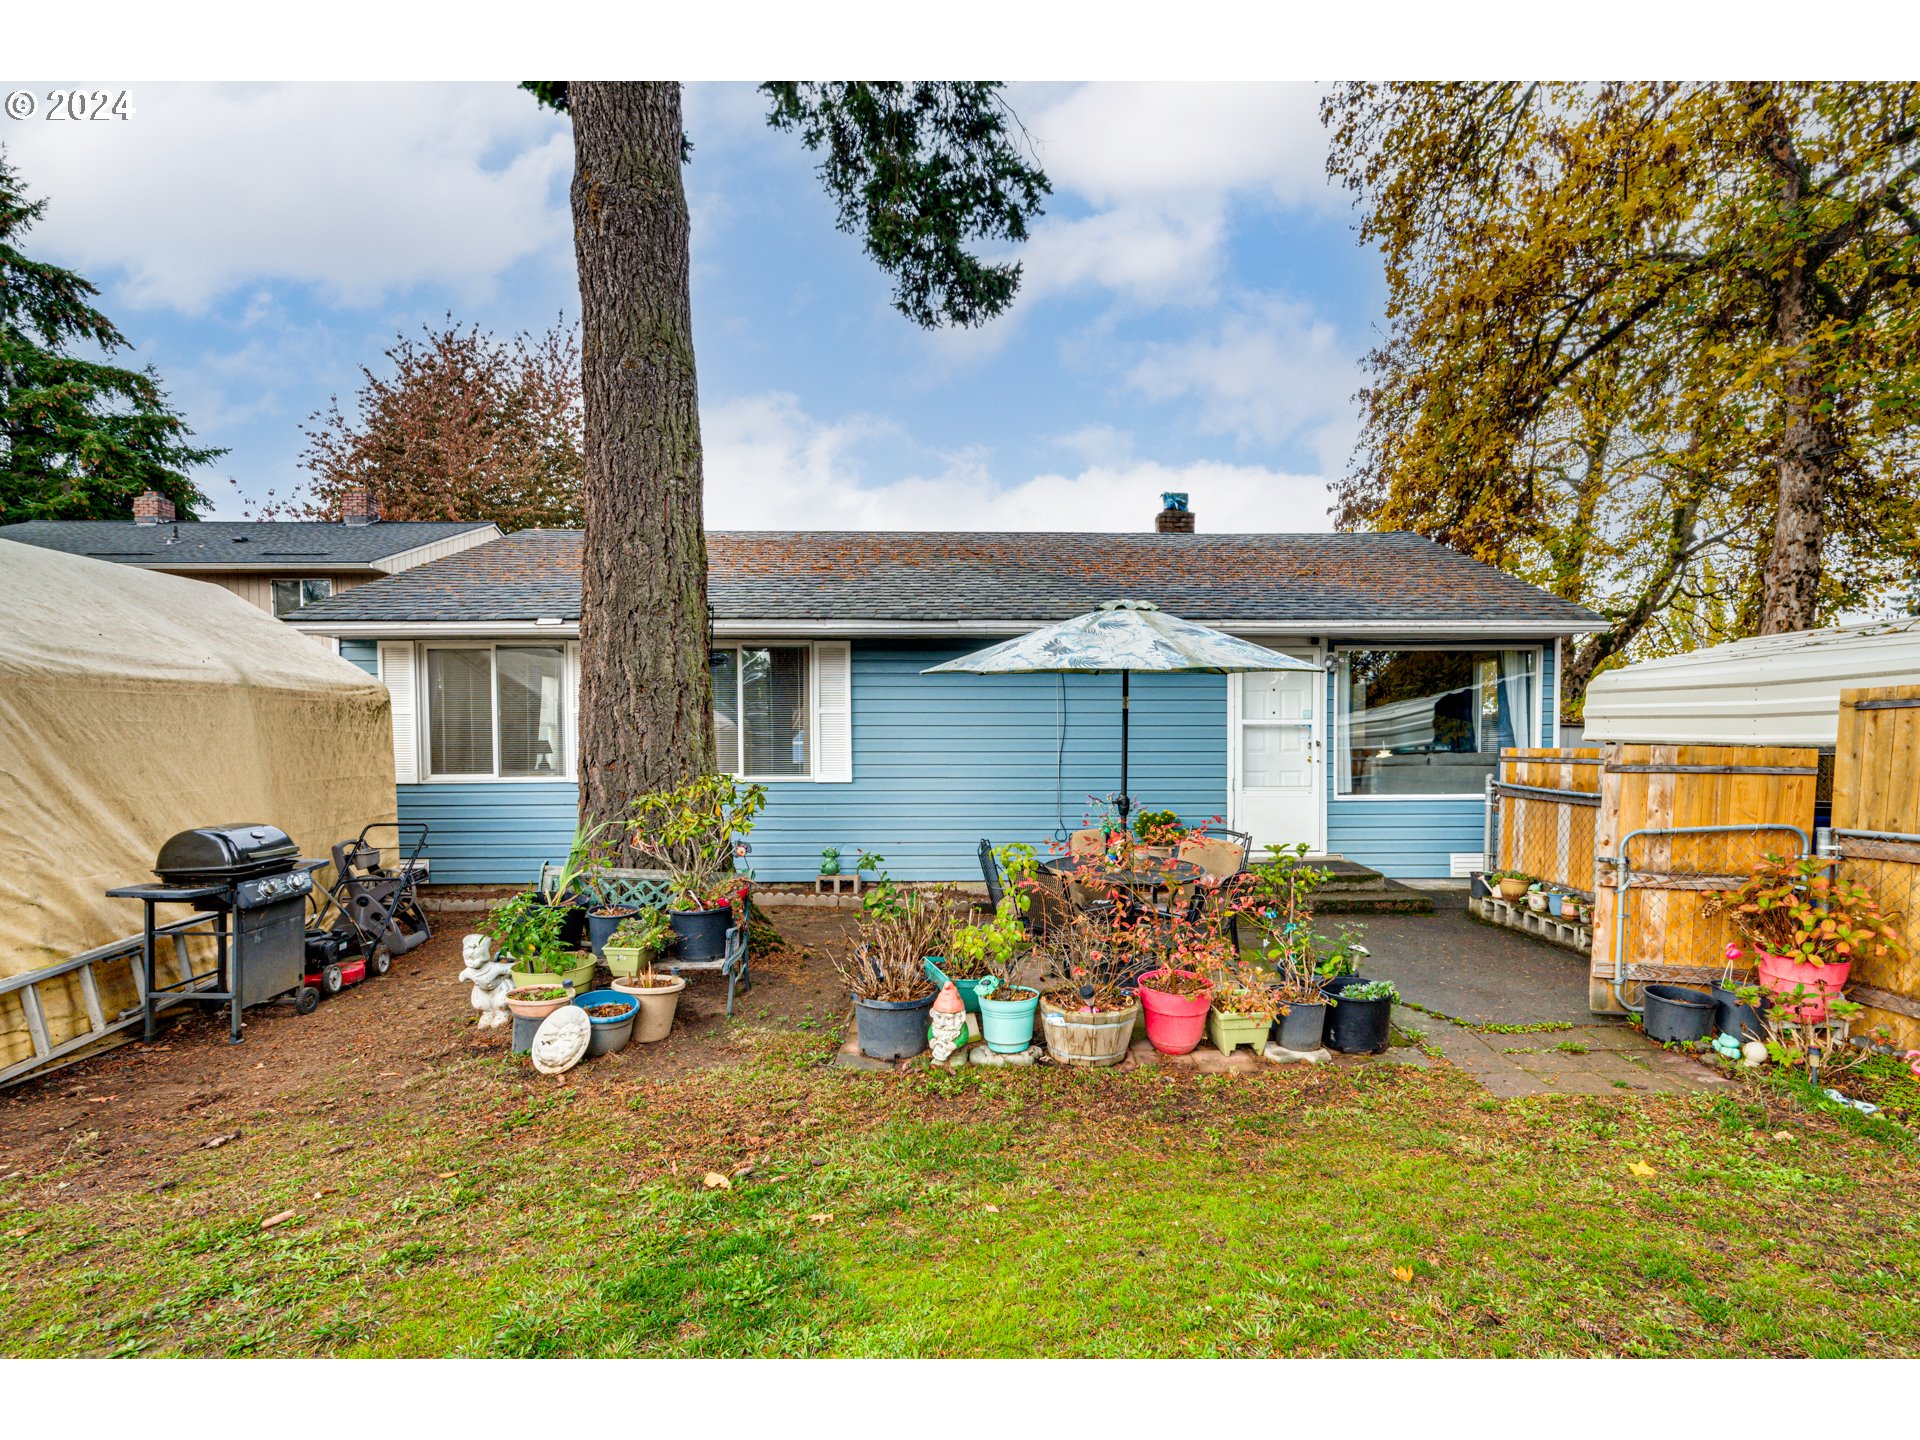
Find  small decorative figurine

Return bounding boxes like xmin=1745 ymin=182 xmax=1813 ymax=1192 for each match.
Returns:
xmin=1741 ymin=1039 xmax=1769 ymax=1068
xmin=1711 ymin=1031 xmax=1743 ymax=1061
xmin=459 ymin=934 xmax=516 ymax=1031
xmin=819 ymin=847 xmax=842 ymax=876
xmin=928 ymin=980 xmax=967 ymax=1063
xmin=531 ymin=1005 xmax=591 ymax=1074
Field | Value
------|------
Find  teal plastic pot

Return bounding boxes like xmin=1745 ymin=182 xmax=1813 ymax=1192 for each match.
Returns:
xmin=924 ymin=958 xmax=987 ymax=1012
xmin=977 ymin=986 xmax=1040 ymax=1054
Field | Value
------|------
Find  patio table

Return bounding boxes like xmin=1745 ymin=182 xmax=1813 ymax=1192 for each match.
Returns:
xmin=1040 ymin=854 xmax=1205 ymax=908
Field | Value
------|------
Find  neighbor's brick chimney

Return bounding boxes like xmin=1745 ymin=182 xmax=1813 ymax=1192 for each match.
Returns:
xmin=132 ymin=490 xmax=175 ymax=526
xmin=1154 ymin=492 xmax=1194 ymax=533
xmin=341 ymin=487 xmax=382 ymax=526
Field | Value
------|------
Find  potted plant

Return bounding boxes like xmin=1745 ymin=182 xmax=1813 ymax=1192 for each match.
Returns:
xmin=1325 ymin=977 xmax=1398 ymax=1054
xmin=832 ymin=887 xmax=953 ymax=1059
xmin=1225 ymin=843 xmax=1338 ymax=1050
xmin=1708 ymin=854 xmax=1909 ymax=1022
xmin=938 ymin=893 xmax=1028 ymax=1010
xmin=504 ymin=982 xmax=572 ymax=1021
xmin=602 ymin=908 xmax=671 ymax=979
xmin=627 ymin=774 xmax=768 ymax=962
xmin=571 ymin=988 xmax=640 ymax=1056
xmin=1033 ymin=911 xmax=1140 ymax=1066
xmin=1489 ymin=870 xmax=1531 ymax=901
xmin=965 ymin=900 xmax=1040 ymax=1054
xmin=482 ymin=891 xmax=597 ymax=994
xmin=539 ymin=819 xmax=620 ymax=947
xmin=1525 ymin=882 xmax=1549 ymax=913
xmin=1205 ymin=961 xmax=1283 ymax=1055
xmin=1131 ymin=808 xmax=1187 ymax=858
xmin=586 ymin=902 xmax=639 ymax=959
xmin=611 ymin=942 xmax=688 ymax=1044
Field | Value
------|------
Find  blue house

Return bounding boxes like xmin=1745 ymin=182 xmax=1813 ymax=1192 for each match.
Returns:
xmin=288 ymin=499 xmax=1603 ymax=885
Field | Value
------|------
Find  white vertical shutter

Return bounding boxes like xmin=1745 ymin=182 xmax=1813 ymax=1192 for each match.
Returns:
xmin=813 ymin=641 xmax=852 ymax=783
xmin=379 ymin=641 xmax=419 ymax=784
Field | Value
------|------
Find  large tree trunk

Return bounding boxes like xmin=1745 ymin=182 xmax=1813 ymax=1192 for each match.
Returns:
xmin=1750 ymin=86 xmax=1831 ymax=636
xmin=569 ymin=82 xmax=715 ymax=830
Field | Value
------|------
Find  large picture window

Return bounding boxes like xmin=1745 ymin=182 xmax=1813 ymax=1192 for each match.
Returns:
xmin=425 ymin=645 xmax=566 ymax=779
xmin=1336 ymin=648 xmax=1537 ymax=796
xmin=710 ymin=646 xmax=809 ymax=778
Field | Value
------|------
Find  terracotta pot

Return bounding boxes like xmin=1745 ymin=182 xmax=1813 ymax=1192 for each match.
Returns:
xmin=1137 ymin=968 xmax=1213 ymax=1055
xmin=1497 ymin=877 xmax=1529 ymax=901
xmin=612 ymin=973 xmax=687 ymax=1042
xmin=505 ymin=984 xmax=573 ymax=1021
xmin=1756 ymin=951 xmax=1851 ymax=1023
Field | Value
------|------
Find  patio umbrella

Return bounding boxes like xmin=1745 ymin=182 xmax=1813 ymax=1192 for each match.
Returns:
xmin=923 ymin=599 xmax=1318 ymax=824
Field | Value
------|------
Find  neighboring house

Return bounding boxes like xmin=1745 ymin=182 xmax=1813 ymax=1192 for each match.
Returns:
xmin=0 ymin=490 xmax=501 ymax=625
xmin=288 ymin=497 xmax=1605 ymax=884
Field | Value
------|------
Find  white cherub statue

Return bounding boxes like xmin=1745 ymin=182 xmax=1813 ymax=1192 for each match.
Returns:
xmin=460 ymin=934 xmax=515 ymax=1030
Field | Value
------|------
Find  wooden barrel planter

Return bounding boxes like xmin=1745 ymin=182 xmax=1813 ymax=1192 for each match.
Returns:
xmin=1040 ymin=997 xmax=1139 ymax=1066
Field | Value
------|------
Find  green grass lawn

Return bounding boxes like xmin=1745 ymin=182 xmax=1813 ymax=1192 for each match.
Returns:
xmin=4 ymin=1023 xmax=1918 ymax=1357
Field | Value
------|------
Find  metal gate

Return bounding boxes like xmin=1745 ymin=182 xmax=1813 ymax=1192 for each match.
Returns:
xmin=1601 ymin=823 xmax=1809 ymax=1006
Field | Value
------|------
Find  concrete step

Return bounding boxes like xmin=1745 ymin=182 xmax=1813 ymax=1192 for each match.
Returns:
xmin=1310 ymin=857 xmax=1388 ymax=894
xmin=1316 ymin=879 xmax=1435 ymax=915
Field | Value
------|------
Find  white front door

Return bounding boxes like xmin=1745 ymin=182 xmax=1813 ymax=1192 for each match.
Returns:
xmin=1230 ymin=655 xmax=1322 ymax=853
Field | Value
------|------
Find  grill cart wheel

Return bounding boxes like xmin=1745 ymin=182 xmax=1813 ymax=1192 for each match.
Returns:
xmin=294 ymin=986 xmax=319 ymax=1015
xmin=368 ymin=948 xmax=391 ymax=978
xmin=321 ymin=963 xmax=344 ymax=996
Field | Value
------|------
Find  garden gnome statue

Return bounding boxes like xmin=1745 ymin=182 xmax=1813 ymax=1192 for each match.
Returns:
xmin=460 ymin=934 xmax=515 ymax=1030
xmin=928 ymin=981 xmax=967 ymax=1063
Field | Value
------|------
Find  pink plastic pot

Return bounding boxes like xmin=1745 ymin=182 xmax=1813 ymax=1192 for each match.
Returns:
xmin=1755 ymin=950 xmax=1852 ymax=1023
xmin=1137 ymin=968 xmax=1213 ymax=1055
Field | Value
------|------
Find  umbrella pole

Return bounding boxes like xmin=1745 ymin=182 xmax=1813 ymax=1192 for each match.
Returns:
xmin=1117 ymin=669 xmax=1131 ymax=826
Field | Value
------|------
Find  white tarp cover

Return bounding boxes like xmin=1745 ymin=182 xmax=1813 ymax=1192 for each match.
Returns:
xmin=1583 ymin=617 xmax=1920 ymax=747
xmin=0 ymin=538 xmax=396 ymax=1068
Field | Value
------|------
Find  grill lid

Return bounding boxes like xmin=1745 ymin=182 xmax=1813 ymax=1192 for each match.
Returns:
xmin=154 ymin=824 xmax=299 ymax=881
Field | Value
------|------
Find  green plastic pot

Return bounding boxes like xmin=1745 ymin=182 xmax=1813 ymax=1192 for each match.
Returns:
xmin=1207 ymin=1008 xmax=1271 ymax=1055
xmin=510 ymin=955 xmax=597 ymax=995
xmin=924 ymin=957 xmax=988 ymax=1012
xmin=602 ymin=942 xmax=662 ymax=980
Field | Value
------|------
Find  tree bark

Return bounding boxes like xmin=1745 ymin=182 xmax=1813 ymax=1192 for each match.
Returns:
xmin=1750 ymin=86 xmax=1833 ymax=635
xmin=569 ymin=82 xmax=715 ymax=830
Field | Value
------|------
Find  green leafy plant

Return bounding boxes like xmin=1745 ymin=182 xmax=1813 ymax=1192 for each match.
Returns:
xmin=627 ymin=774 xmax=767 ymax=911
xmin=1131 ymin=809 xmax=1186 ymax=846
xmin=1316 ymin=926 xmax=1370 ymax=981
xmin=947 ymin=898 xmax=1030 ymax=982
xmin=1708 ymin=853 xmax=1909 ymax=969
xmin=541 ymin=819 xmax=621 ymax=906
xmin=1224 ymin=842 xmax=1329 ymax=1000
xmin=1343 ymin=978 xmax=1399 ymax=1003
xmin=609 ymin=907 xmax=670 ymax=954
xmin=481 ymin=892 xmax=571 ymax=975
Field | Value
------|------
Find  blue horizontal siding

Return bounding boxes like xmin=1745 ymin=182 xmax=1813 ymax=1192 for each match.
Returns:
xmin=398 ymin=782 xmax=580 ymax=886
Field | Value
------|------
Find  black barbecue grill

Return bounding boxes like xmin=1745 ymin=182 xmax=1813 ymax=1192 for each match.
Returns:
xmin=109 ymin=824 xmax=325 ymax=1043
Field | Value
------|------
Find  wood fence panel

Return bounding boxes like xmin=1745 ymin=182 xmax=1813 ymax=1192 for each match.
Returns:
xmin=1832 ymin=686 xmax=1920 ymax=1049
xmin=1588 ymin=743 xmax=1819 ymax=1013
xmin=1494 ymin=748 xmax=1602 ymax=895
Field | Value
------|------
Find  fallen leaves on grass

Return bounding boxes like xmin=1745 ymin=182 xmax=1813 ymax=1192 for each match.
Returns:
xmin=260 ymin=1210 xmax=298 ymax=1230
xmin=703 ymin=1171 xmax=732 ymax=1190
xmin=1390 ymin=1265 xmax=1415 ymax=1283
xmin=1627 ymin=1161 xmax=1657 ymax=1178
xmin=203 ymin=1133 xmax=239 ymax=1149
xmin=808 ymin=1212 xmax=834 ymax=1225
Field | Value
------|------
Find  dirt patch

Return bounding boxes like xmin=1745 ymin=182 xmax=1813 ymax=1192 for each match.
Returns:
xmin=0 ymin=902 xmax=862 ymax=1189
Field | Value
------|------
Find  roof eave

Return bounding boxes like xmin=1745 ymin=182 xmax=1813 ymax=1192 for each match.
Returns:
xmin=291 ymin=614 xmax=1605 ymax=638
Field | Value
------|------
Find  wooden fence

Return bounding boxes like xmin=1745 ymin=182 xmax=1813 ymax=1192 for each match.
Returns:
xmin=1831 ymin=685 xmax=1920 ymax=1049
xmin=1492 ymin=748 xmax=1604 ymax=895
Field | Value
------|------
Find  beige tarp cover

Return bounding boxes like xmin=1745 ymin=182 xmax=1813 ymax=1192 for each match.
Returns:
xmin=0 ymin=538 xmax=396 ymax=1070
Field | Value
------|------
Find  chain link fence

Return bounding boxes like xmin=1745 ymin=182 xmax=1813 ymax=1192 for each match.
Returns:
xmin=1830 ymin=827 xmax=1920 ymax=1042
xmin=1484 ymin=775 xmax=1600 ymax=898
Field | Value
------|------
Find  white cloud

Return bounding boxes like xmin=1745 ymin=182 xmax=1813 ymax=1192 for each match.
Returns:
xmin=702 ymin=391 xmax=1331 ymax=533
xmin=1125 ymin=295 xmax=1359 ymax=472
xmin=6 ymin=82 xmax=571 ymax=311
xmin=1019 ymin=82 xmax=1335 ymax=211
xmin=1017 ymin=203 xmax=1226 ymax=305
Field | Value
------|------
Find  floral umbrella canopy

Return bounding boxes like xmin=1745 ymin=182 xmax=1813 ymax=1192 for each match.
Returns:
xmin=923 ymin=599 xmax=1317 ymax=824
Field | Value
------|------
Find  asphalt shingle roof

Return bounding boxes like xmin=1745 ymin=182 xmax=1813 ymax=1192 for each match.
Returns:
xmin=0 ymin=520 xmax=496 ymax=567
xmin=288 ymin=528 xmax=1602 ymax=628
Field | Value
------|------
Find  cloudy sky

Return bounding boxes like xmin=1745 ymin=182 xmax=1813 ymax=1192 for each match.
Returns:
xmin=3 ymin=81 xmax=1381 ymax=532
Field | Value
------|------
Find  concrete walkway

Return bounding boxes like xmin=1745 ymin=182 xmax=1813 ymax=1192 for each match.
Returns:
xmin=1358 ymin=891 xmax=1730 ymax=1098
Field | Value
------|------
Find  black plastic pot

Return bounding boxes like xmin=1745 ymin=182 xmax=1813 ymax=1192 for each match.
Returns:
xmin=854 ymin=994 xmax=935 ymax=1060
xmin=1468 ymin=872 xmax=1492 ymax=899
xmin=1323 ymin=975 xmax=1391 ymax=1055
xmin=1710 ymin=982 xmax=1767 ymax=1042
xmin=1273 ymin=999 xmax=1328 ymax=1051
xmin=670 ymin=905 xmax=733 ymax=961
xmin=535 ymin=892 xmax=588 ymax=948
xmin=1643 ymin=984 xmax=1714 ymax=1044
xmin=586 ymin=907 xmax=637 ymax=959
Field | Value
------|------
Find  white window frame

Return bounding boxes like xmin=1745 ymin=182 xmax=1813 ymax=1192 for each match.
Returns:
xmin=271 ymin=576 xmax=333 ymax=618
xmin=1332 ymin=642 xmax=1543 ymax=802
xmin=418 ymin=640 xmax=576 ymax=784
xmin=710 ymin=641 xmax=816 ymax=783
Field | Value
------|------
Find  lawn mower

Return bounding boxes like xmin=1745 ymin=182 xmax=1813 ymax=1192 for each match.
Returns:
xmin=301 ymin=822 xmax=433 ymax=999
